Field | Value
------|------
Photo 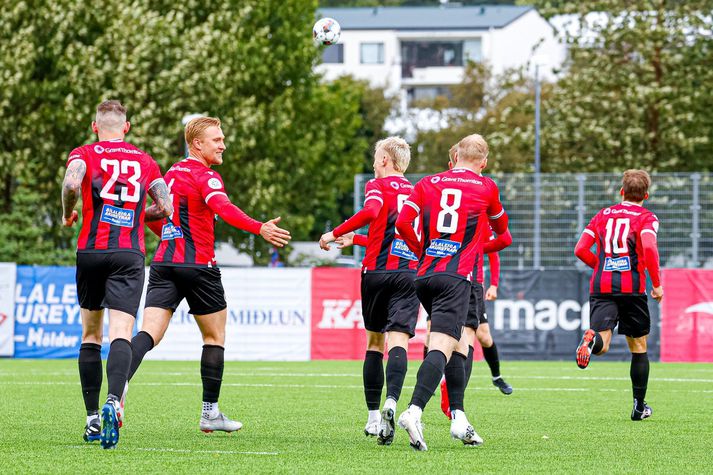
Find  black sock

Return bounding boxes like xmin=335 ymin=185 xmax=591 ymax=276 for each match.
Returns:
xmin=106 ymin=338 xmax=132 ymax=400
xmin=386 ymin=346 xmax=408 ymax=402
xmin=409 ymin=350 xmax=447 ymax=410
xmin=423 ymin=345 xmax=428 ymax=360
xmin=201 ymin=345 xmax=225 ymax=403
xmin=464 ymin=345 xmax=474 ymax=387
xmin=630 ymin=352 xmax=649 ymax=409
xmin=128 ymin=331 xmax=155 ymax=381
xmin=592 ymin=332 xmax=604 ymax=354
xmin=445 ymin=351 xmax=467 ymax=412
xmin=482 ymin=343 xmax=501 ymax=378
xmin=78 ymin=343 xmax=102 ymax=416
xmin=363 ymin=350 xmax=384 ymax=410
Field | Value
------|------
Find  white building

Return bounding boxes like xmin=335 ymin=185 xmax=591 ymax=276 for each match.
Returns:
xmin=316 ymin=5 xmax=565 ymax=105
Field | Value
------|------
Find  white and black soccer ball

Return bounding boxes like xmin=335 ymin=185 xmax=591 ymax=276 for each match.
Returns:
xmin=313 ymin=17 xmax=341 ymax=46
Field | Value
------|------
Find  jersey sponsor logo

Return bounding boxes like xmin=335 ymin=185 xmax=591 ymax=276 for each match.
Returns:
xmin=390 ymin=181 xmax=400 ymax=190
xmin=441 ymin=176 xmax=483 ymax=185
xmin=431 ymin=176 xmax=441 ymax=184
xmin=104 ymin=147 xmax=142 ymax=155
xmin=207 ymin=178 xmax=222 ymax=190
xmin=161 ymin=222 xmax=184 ymax=240
xmin=390 ymin=238 xmax=418 ymax=261
xmin=425 ymin=238 xmax=461 ymax=257
xmin=99 ymin=204 xmax=135 ymax=228
xmin=603 ymin=207 xmax=641 ymax=217
xmin=171 ymin=165 xmax=192 ymax=173
xmin=603 ymin=256 xmax=631 ymax=272
xmin=94 ymin=145 xmax=105 ymax=154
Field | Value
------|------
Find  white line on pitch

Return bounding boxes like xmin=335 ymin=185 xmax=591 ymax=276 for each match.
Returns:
xmin=6 ymin=381 xmax=713 ymax=393
xmin=65 ymin=445 xmax=278 ymax=455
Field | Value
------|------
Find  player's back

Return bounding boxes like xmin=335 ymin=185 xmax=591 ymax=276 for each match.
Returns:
xmin=152 ymin=157 xmax=221 ymax=267
xmin=363 ymin=176 xmax=418 ymax=272
xmin=412 ymin=168 xmax=500 ymax=281
xmin=68 ymin=140 xmax=162 ymax=255
xmin=585 ymin=202 xmax=659 ymax=294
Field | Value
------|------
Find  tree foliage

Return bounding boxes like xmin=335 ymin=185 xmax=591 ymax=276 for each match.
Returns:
xmin=0 ymin=0 xmax=382 ymax=264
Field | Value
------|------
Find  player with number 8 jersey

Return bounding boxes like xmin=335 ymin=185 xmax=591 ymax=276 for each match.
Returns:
xmin=394 ymin=134 xmax=508 ymax=450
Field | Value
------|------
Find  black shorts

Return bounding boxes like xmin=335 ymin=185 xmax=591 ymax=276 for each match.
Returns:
xmin=361 ymin=271 xmax=419 ymax=337
xmin=465 ymin=283 xmax=487 ymax=329
xmin=76 ymin=251 xmax=145 ymax=317
xmin=145 ymin=265 xmax=227 ymax=315
xmin=415 ymin=274 xmax=471 ymax=341
xmin=589 ymin=294 xmax=651 ymax=338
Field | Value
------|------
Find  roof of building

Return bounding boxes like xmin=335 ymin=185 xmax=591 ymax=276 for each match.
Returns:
xmin=318 ymin=5 xmax=534 ymax=31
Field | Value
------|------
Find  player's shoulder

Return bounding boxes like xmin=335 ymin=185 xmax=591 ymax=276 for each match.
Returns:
xmin=381 ymin=175 xmax=414 ymax=192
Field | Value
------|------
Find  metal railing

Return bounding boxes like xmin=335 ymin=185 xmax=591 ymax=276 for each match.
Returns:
xmin=353 ymin=172 xmax=713 ymax=269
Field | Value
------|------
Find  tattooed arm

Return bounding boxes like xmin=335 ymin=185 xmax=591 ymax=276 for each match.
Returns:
xmin=61 ymin=160 xmax=86 ymax=227
xmin=145 ymin=179 xmax=173 ymax=222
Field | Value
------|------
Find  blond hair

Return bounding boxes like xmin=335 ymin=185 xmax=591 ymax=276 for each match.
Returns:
xmin=375 ymin=136 xmax=411 ymax=172
xmin=448 ymin=144 xmax=457 ymax=166
xmin=95 ymin=100 xmax=127 ymax=131
xmin=185 ymin=116 xmax=221 ymax=147
xmin=457 ymin=134 xmax=489 ymax=163
xmin=622 ymin=169 xmax=651 ymax=202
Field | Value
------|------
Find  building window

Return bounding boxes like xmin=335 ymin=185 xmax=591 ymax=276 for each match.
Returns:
xmin=322 ymin=44 xmax=344 ymax=64
xmin=464 ymin=39 xmax=482 ymax=63
xmin=401 ymin=40 xmax=481 ymax=77
xmin=406 ymin=86 xmax=452 ymax=105
xmin=360 ymin=43 xmax=384 ymax=64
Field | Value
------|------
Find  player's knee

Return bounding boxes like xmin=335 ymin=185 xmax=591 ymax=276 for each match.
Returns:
xmin=627 ymin=336 xmax=647 ymax=353
xmin=478 ymin=331 xmax=493 ymax=348
xmin=366 ymin=332 xmax=385 ymax=351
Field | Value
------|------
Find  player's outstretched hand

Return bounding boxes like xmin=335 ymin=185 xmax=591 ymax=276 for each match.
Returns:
xmin=336 ymin=232 xmax=355 ymax=249
xmin=260 ymin=217 xmax=291 ymax=248
xmin=63 ymin=210 xmax=78 ymax=227
xmin=319 ymin=231 xmax=335 ymax=251
xmin=651 ymin=286 xmax=663 ymax=302
xmin=485 ymin=285 xmax=498 ymax=301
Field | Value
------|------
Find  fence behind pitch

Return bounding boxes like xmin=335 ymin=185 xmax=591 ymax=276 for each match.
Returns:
xmin=353 ymin=172 xmax=713 ymax=269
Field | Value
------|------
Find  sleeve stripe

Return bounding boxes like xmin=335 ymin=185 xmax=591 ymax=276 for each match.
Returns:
xmin=205 ymin=191 xmax=227 ymax=203
xmin=583 ymin=229 xmax=596 ymax=238
xmin=364 ymin=196 xmax=383 ymax=205
xmin=404 ymin=200 xmax=420 ymax=213
xmin=148 ymin=178 xmax=164 ymax=190
xmin=641 ymin=229 xmax=657 ymax=238
xmin=67 ymin=156 xmax=85 ymax=164
xmin=365 ymin=190 xmax=383 ymax=196
xmin=489 ymin=208 xmax=505 ymax=219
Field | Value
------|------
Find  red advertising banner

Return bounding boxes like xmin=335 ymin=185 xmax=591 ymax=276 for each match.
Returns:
xmin=661 ymin=269 xmax=713 ymax=362
xmin=310 ymin=268 xmax=428 ymax=360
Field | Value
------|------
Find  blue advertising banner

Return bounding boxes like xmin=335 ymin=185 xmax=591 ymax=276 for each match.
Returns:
xmin=14 ymin=266 xmax=107 ymax=359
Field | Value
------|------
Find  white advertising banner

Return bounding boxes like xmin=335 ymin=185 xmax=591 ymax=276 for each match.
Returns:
xmin=0 ymin=263 xmax=17 ymax=356
xmin=143 ymin=268 xmax=311 ymax=361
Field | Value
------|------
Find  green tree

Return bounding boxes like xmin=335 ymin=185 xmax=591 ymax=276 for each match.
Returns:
xmin=0 ymin=0 xmax=372 ymax=264
xmin=536 ymin=0 xmax=713 ymax=172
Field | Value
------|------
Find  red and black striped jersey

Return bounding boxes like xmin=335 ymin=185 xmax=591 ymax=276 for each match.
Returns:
xmin=333 ymin=176 xmax=418 ymax=272
xmin=67 ymin=140 xmax=163 ymax=255
xmin=404 ymin=168 xmax=504 ymax=281
xmin=584 ymin=202 xmax=659 ymax=294
xmin=152 ymin=157 xmax=255 ymax=267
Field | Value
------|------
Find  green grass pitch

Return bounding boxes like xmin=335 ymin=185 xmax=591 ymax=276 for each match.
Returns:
xmin=1 ymin=359 xmax=711 ymax=473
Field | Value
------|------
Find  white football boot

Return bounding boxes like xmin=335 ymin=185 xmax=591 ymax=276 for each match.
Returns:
xmin=200 ymin=413 xmax=243 ymax=433
xmin=450 ymin=410 xmax=484 ymax=446
xmin=397 ymin=405 xmax=427 ymax=451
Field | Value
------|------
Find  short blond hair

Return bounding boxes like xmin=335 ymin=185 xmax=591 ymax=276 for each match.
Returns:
xmin=185 ymin=116 xmax=221 ymax=147
xmin=622 ymin=169 xmax=651 ymax=201
xmin=375 ymin=136 xmax=411 ymax=172
xmin=95 ymin=100 xmax=127 ymax=131
xmin=457 ymin=134 xmax=489 ymax=163
xmin=448 ymin=144 xmax=457 ymax=166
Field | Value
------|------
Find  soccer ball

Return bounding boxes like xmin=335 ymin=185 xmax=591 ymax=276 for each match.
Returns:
xmin=313 ymin=17 xmax=341 ymax=46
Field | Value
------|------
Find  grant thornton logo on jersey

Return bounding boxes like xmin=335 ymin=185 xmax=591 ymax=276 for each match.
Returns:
xmin=94 ymin=145 xmax=105 ymax=154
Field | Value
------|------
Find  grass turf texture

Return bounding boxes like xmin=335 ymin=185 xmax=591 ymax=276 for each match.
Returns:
xmin=1 ymin=360 xmax=711 ymax=473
